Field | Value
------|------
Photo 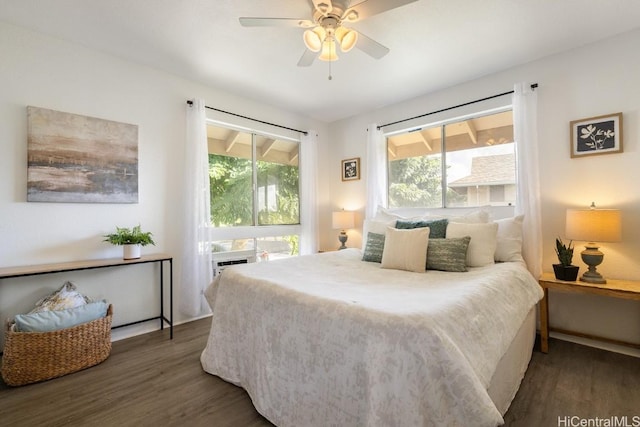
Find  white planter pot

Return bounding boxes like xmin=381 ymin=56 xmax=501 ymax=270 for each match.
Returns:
xmin=123 ymin=244 xmax=141 ymax=260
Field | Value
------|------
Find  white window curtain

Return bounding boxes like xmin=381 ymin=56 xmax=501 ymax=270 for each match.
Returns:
xmin=365 ymin=124 xmax=387 ymax=219
xmin=299 ymin=131 xmax=318 ymax=254
xmin=180 ymin=99 xmax=213 ymax=317
xmin=513 ymin=83 xmax=542 ymax=278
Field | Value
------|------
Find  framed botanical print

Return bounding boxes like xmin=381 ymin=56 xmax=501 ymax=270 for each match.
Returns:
xmin=341 ymin=157 xmax=360 ymax=181
xmin=570 ymin=112 xmax=623 ymax=158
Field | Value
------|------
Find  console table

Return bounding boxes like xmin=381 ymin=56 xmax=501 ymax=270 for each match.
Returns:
xmin=538 ymin=272 xmax=640 ymax=353
xmin=0 ymin=254 xmax=173 ymax=339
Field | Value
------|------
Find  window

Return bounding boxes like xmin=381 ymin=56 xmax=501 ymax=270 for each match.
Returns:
xmin=387 ymin=109 xmax=515 ymax=208
xmin=207 ymin=123 xmax=300 ymax=262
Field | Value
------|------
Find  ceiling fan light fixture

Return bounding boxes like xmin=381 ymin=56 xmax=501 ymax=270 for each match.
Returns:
xmin=318 ymin=39 xmax=338 ymax=61
xmin=303 ymin=27 xmax=325 ymax=52
xmin=335 ymin=27 xmax=358 ymax=52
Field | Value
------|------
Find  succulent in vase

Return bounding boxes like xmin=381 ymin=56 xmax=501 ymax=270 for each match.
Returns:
xmin=555 ymin=237 xmax=574 ymax=266
xmin=553 ymin=237 xmax=579 ymax=281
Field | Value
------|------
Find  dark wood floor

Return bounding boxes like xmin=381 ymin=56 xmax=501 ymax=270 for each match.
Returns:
xmin=1 ymin=318 xmax=638 ymax=427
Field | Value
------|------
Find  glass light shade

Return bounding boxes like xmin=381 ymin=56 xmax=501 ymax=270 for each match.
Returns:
xmin=565 ymin=209 xmax=621 ymax=242
xmin=332 ymin=211 xmax=354 ymax=230
xmin=335 ymin=27 xmax=358 ymax=52
xmin=318 ymin=40 xmax=338 ymax=61
xmin=303 ymin=27 xmax=325 ymax=52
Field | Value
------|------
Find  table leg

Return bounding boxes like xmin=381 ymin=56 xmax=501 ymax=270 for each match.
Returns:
xmin=169 ymin=258 xmax=173 ymax=340
xmin=539 ymin=287 xmax=549 ymax=353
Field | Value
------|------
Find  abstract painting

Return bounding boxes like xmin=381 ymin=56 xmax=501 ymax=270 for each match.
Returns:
xmin=27 ymin=106 xmax=138 ymax=203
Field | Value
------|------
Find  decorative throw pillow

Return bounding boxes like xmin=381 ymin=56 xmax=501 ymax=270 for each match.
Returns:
xmin=362 ymin=232 xmax=385 ymax=263
xmin=381 ymin=227 xmax=429 ymax=273
xmin=15 ymin=300 xmax=109 ymax=332
xmin=426 ymin=237 xmax=471 ymax=272
xmin=29 ymin=281 xmax=90 ymax=314
xmin=362 ymin=218 xmax=395 ymax=250
xmin=494 ymin=215 xmax=525 ymax=262
xmin=446 ymin=222 xmax=498 ymax=267
xmin=395 ymin=218 xmax=449 ymax=238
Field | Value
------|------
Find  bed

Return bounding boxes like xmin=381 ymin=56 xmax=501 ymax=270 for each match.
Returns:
xmin=200 ymin=234 xmax=543 ymax=426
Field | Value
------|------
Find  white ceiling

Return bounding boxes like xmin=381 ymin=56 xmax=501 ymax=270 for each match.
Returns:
xmin=2 ymin=0 xmax=640 ymax=123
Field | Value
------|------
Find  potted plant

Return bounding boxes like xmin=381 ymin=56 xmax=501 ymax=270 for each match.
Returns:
xmin=553 ymin=237 xmax=579 ymax=281
xmin=103 ymin=225 xmax=155 ymax=259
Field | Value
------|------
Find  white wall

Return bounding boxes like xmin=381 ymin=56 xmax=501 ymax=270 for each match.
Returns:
xmin=2 ymin=19 xmax=637 ymax=356
xmin=0 ymin=22 xmax=329 ymax=345
xmin=324 ymin=28 xmax=640 ymax=356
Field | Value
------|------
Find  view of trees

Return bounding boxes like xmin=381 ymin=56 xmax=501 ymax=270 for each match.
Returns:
xmin=388 ymin=155 xmax=465 ymax=207
xmin=208 ymin=154 xmax=299 ymax=227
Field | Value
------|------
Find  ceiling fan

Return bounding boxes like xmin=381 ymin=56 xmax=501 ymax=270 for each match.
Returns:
xmin=239 ymin=0 xmax=418 ymax=67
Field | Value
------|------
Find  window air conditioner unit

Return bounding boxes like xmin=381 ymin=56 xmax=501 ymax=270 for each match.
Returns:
xmin=212 ymin=251 xmax=256 ymax=277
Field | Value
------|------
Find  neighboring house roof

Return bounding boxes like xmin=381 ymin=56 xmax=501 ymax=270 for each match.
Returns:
xmin=448 ymin=153 xmax=515 ymax=187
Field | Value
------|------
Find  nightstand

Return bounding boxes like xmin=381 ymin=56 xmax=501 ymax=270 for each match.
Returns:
xmin=538 ymin=272 xmax=640 ymax=353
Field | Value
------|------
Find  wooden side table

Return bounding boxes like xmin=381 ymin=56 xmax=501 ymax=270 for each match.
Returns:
xmin=538 ymin=272 xmax=640 ymax=353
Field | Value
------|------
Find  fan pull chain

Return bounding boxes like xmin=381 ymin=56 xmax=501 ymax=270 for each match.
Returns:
xmin=328 ymin=59 xmax=332 ymax=80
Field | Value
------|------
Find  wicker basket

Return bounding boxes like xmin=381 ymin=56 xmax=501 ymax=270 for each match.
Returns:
xmin=1 ymin=304 xmax=113 ymax=386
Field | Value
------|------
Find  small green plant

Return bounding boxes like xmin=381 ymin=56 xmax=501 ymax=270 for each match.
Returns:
xmin=103 ymin=225 xmax=155 ymax=246
xmin=554 ymin=237 xmax=574 ymax=266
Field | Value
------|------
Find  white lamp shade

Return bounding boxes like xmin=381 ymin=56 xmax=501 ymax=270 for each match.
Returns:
xmin=332 ymin=211 xmax=354 ymax=230
xmin=565 ymin=209 xmax=621 ymax=242
xmin=335 ymin=27 xmax=358 ymax=52
xmin=303 ymin=27 xmax=325 ymax=52
xmin=318 ymin=40 xmax=338 ymax=61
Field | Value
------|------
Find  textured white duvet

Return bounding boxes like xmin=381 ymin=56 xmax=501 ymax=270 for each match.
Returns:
xmin=201 ymin=249 xmax=543 ymax=427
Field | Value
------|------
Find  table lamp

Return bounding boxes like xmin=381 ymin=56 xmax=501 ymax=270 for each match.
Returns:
xmin=332 ymin=210 xmax=355 ymax=250
xmin=565 ymin=203 xmax=621 ymax=284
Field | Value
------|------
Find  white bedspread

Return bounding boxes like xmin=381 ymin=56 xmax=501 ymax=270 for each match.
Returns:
xmin=201 ymin=249 xmax=543 ymax=427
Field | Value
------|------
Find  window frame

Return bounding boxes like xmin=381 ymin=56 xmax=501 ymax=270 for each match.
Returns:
xmin=206 ymin=119 xmax=302 ymax=241
xmin=384 ymin=105 xmax=515 ymax=209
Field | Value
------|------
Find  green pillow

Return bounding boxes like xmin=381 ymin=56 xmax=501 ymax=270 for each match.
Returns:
xmin=395 ymin=218 xmax=448 ymax=238
xmin=362 ymin=232 xmax=385 ymax=263
xmin=426 ymin=236 xmax=471 ymax=272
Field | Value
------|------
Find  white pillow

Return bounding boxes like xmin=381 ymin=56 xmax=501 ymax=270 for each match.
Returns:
xmin=362 ymin=218 xmax=396 ymax=249
xmin=446 ymin=222 xmax=498 ymax=267
xmin=494 ymin=215 xmax=525 ymax=262
xmin=381 ymin=227 xmax=429 ymax=273
xmin=373 ymin=206 xmax=407 ymax=222
xmin=442 ymin=210 xmax=490 ymax=224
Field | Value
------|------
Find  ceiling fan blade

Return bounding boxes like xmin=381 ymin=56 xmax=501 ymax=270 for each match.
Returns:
xmin=297 ymin=49 xmax=317 ymax=67
xmin=344 ymin=0 xmax=418 ymax=21
xmin=239 ymin=17 xmax=314 ymax=28
xmin=355 ymin=31 xmax=389 ymax=59
xmin=311 ymin=0 xmax=334 ymax=15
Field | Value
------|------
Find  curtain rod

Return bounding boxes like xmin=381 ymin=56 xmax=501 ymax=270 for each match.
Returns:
xmin=186 ymin=100 xmax=308 ymax=135
xmin=377 ymin=83 xmax=538 ymax=130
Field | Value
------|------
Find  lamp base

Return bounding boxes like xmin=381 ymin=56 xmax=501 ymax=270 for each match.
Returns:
xmin=579 ymin=244 xmax=607 ymax=284
xmin=338 ymin=231 xmax=348 ymax=250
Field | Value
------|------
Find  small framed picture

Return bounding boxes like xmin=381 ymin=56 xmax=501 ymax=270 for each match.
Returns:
xmin=341 ymin=157 xmax=360 ymax=181
xmin=570 ymin=112 xmax=623 ymax=158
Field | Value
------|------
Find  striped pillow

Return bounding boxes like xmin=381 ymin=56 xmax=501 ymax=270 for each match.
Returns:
xmin=426 ymin=237 xmax=471 ymax=272
xmin=362 ymin=232 xmax=385 ymax=263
